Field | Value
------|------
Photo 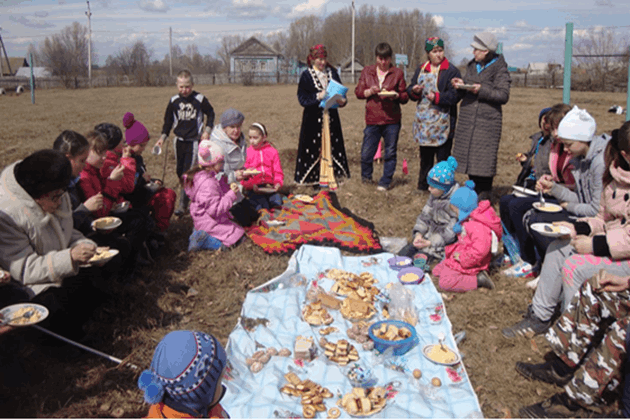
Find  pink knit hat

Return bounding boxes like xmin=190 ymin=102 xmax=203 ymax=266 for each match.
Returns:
xmin=198 ymin=141 xmax=224 ymax=167
xmin=123 ymin=112 xmax=150 ymax=145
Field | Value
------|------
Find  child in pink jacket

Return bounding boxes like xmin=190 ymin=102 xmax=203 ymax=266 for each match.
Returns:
xmin=241 ymin=123 xmax=284 ymax=211
xmin=432 ymin=180 xmax=502 ymax=292
xmin=184 ymin=141 xmax=245 ymax=252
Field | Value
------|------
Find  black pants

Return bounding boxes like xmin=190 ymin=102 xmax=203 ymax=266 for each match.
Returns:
xmin=230 ymin=199 xmax=259 ymax=227
xmin=418 ymin=138 xmax=453 ymax=190
xmin=469 ymin=175 xmax=494 ymax=194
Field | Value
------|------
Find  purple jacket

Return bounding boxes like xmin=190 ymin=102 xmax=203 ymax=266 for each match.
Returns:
xmin=184 ymin=169 xmax=244 ymax=247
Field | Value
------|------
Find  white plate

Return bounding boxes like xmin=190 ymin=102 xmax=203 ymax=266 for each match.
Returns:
xmin=265 ymin=220 xmax=285 ymax=227
xmin=530 ymin=223 xmax=571 ymax=238
xmin=295 ymin=194 xmax=314 ymax=203
xmin=242 ymin=169 xmax=261 ymax=177
xmin=256 ymin=187 xmax=277 ymax=194
xmin=422 ymin=344 xmax=461 ymax=366
xmin=378 ymin=91 xmax=397 ymax=97
xmin=0 ymin=303 xmax=49 ymax=326
xmin=92 ymin=217 xmax=122 ymax=232
xmin=532 ymin=202 xmax=563 ymax=213
xmin=81 ymin=248 xmax=119 ymax=267
xmin=111 ymin=200 xmax=130 ymax=214
xmin=457 ymin=84 xmax=476 ymax=90
xmin=511 ymin=185 xmax=537 ymax=197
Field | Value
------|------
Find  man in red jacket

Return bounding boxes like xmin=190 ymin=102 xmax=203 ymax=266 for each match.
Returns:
xmin=355 ymin=42 xmax=408 ymax=191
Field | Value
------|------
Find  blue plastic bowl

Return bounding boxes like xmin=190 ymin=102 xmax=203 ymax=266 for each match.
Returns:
xmin=387 ymin=256 xmax=412 ymax=271
xmin=368 ymin=320 xmax=418 ymax=356
xmin=397 ymin=267 xmax=425 ymax=285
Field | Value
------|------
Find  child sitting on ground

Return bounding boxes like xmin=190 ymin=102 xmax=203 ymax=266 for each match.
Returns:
xmin=138 ymin=330 xmax=229 ymax=418
xmin=122 ymin=112 xmax=177 ymax=232
xmin=241 ymin=122 xmax=284 ymax=211
xmin=398 ymin=156 xmax=459 ymax=260
xmin=184 ymin=141 xmax=245 ymax=252
xmin=432 ymin=180 xmax=502 ymax=292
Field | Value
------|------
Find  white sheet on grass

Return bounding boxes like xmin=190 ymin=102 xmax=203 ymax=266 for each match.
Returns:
xmin=221 ymin=245 xmax=483 ymax=418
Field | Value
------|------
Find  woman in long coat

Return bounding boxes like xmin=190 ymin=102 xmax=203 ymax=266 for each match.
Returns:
xmin=294 ymin=44 xmax=350 ymax=186
xmin=451 ymin=32 xmax=511 ymax=194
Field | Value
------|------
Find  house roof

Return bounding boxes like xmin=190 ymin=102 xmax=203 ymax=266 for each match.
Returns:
xmin=230 ymin=37 xmax=281 ymax=57
xmin=15 ymin=67 xmax=52 ymax=78
xmin=338 ymin=57 xmax=363 ymax=71
xmin=527 ymin=62 xmax=548 ymax=72
xmin=1 ymin=57 xmax=29 ymax=76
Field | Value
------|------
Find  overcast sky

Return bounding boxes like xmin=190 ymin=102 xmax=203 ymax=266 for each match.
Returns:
xmin=1 ymin=0 xmax=629 ymax=69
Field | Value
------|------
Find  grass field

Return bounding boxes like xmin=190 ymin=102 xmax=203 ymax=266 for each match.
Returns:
xmin=0 ymin=84 xmax=627 ymax=417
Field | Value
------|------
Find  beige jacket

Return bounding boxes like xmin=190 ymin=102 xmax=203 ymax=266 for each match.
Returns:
xmin=0 ymin=161 xmax=95 ymax=296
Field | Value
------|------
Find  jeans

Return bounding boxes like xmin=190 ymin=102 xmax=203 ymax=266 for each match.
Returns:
xmin=247 ymin=192 xmax=283 ymax=211
xmin=360 ymin=123 xmax=401 ymax=188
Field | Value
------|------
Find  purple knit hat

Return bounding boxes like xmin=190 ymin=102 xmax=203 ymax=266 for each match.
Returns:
xmin=122 ymin=112 xmax=149 ymax=145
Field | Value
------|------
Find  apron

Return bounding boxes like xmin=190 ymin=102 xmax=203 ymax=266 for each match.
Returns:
xmin=412 ymin=63 xmax=450 ymax=147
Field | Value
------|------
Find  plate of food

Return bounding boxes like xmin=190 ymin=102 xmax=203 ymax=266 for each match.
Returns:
xmin=456 ymin=84 xmax=476 ymax=90
xmin=378 ymin=90 xmax=397 ymax=98
xmin=532 ymin=202 xmax=563 ymax=213
xmin=294 ymin=194 xmax=314 ymax=203
xmin=242 ymin=169 xmax=261 ymax=177
xmin=0 ymin=303 xmax=49 ymax=327
xmin=91 ymin=216 xmax=122 ymax=233
xmin=530 ymin=223 xmax=571 ymax=238
xmin=81 ymin=247 xmax=119 ymax=268
xmin=423 ymin=343 xmax=461 ymax=366
xmin=387 ymin=256 xmax=412 ymax=271
xmin=111 ymin=200 xmax=130 ymax=214
xmin=511 ymin=185 xmax=537 ymax=197
xmin=265 ymin=219 xmax=285 ymax=227
xmin=256 ymin=186 xmax=277 ymax=194
xmin=145 ymin=180 xmax=163 ymax=194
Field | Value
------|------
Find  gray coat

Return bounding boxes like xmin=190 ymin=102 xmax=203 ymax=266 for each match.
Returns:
xmin=0 ymin=162 xmax=95 ymax=296
xmin=550 ymin=134 xmax=610 ymax=217
xmin=452 ymin=54 xmax=511 ymax=177
xmin=411 ymin=183 xmax=460 ymax=248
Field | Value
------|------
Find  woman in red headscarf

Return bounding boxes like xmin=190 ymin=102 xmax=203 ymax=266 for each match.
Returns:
xmin=295 ymin=44 xmax=350 ymax=187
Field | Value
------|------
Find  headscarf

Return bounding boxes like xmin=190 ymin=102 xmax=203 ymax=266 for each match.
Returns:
xmin=307 ymin=44 xmax=328 ymax=68
xmin=425 ymin=37 xmax=444 ymax=53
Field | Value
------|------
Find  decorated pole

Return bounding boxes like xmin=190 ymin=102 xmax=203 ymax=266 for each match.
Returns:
xmin=627 ymin=46 xmax=630 ymax=122
xmin=563 ymin=22 xmax=573 ymax=105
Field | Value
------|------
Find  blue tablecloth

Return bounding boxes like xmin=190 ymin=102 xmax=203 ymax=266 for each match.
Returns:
xmin=221 ymin=245 xmax=482 ymax=418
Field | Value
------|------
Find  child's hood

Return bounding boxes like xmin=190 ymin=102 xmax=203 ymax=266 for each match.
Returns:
xmin=185 ymin=170 xmax=217 ymax=199
xmin=467 ymin=200 xmax=502 ymax=238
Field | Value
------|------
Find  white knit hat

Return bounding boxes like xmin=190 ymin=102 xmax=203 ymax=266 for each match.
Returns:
xmin=198 ymin=141 xmax=224 ymax=167
xmin=557 ymin=106 xmax=596 ymax=142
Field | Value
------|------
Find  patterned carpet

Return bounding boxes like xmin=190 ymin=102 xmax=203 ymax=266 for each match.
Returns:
xmin=245 ymin=191 xmax=382 ymax=255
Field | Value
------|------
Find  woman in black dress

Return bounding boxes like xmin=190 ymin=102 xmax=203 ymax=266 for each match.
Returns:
xmin=294 ymin=44 xmax=350 ymax=187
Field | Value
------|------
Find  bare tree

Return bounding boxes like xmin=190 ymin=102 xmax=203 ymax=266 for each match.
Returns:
xmin=217 ymin=35 xmax=246 ymax=74
xmin=105 ymin=41 xmax=155 ymax=85
xmin=286 ymin=15 xmax=323 ymax=64
xmin=38 ymin=22 xmax=90 ymax=88
xmin=574 ymin=28 xmax=629 ymax=92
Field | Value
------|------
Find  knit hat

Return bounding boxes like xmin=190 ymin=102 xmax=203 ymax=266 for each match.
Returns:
xmin=450 ymin=180 xmax=478 ymax=233
xmin=198 ymin=141 xmax=224 ymax=167
xmin=138 ymin=331 xmax=227 ymax=417
xmin=122 ymin=112 xmax=149 ymax=146
xmin=427 ymin=157 xmax=458 ymax=190
xmin=557 ymin=105 xmax=596 ymax=142
xmin=470 ymin=32 xmax=498 ymax=52
xmin=307 ymin=44 xmax=328 ymax=68
xmin=220 ymin=108 xmax=245 ymax=128
xmin=425 ymin=37 xmax=444 ymax=53
xmin=538 ymin=107 xmax=552 ymax=129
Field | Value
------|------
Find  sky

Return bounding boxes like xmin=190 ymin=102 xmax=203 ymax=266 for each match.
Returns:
xmin=1 ymin=0 xmax=629 ymax=69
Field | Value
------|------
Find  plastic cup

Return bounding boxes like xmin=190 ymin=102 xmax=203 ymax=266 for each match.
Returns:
xmin=152 ymin=145 xmax=162 ymax=156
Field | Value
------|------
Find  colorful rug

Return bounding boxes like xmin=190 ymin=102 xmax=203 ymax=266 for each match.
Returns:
xmin=245 ymin=191 xmax=382 ymax=255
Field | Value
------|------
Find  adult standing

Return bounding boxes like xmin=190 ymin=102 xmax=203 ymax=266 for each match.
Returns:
xmin=295 ymin=44 xmax=350 ymax=187
xmin=408 ymin=37 xmax=462 ymax=191
xmin=451 ymin=32 xmax=511 ymax=194
xmin=355 ymin=42 xmax=408 ymax=191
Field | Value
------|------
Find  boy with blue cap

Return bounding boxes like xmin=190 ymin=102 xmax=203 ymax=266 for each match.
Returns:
xmin=432 ymin=180 xmax=502 ymax=291
xmin=398 ymin=156 xmax=460 ymax=259
xmin=138 ymin=330 xmax=229 ymax=418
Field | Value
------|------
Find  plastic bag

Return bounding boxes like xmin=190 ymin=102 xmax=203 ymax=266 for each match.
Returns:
xmin=380 ymin=237 xmax=408 ymax=253
xmin=387 ymin=283 xmax=418 ymax=326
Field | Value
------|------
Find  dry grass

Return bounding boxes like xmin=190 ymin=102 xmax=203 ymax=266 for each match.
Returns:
xmin=0 ymin=84 xmax=627 ymax=418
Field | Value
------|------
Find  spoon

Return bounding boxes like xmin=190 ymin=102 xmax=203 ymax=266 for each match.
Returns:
xmin=438 ymin=332 xmax=446 ymax=351
xmin=1 ymin=309 xmax=34 ymax=326
xmin=539 ymin=189 xmax=546 ymax=206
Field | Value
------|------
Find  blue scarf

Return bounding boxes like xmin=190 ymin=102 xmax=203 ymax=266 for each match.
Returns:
xmin=476 ymin=57 xmax=498 ymax=74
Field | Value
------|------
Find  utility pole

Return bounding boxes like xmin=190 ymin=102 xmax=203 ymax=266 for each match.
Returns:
xmin=86 ymin=1 xmax=92 ymax=87
xmin=0 ymin=27 xmax=12 ymax=77
xmin=351 ymin=1 xmax=355 ymax=83
xmin=169 ymin=27 xmax=173 ymax=77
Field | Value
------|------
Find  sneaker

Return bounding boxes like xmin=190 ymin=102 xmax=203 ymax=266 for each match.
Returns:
xmin=519 ymin=392 xmax=604 ymax=418
xmin=526 ymin=276 xmax=540 ymax=290
xmin=515 ymin=360 xmax=572 ymax=386
xmin=502 ymin=261 xmax=538 ymax=278
xmin=376 ymin=185 xmax=388 ymax=192
xmin=476 ymin=271 xmax=495 ymax=290
xmin=502 ymin=306 xmax=551 ymax=338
